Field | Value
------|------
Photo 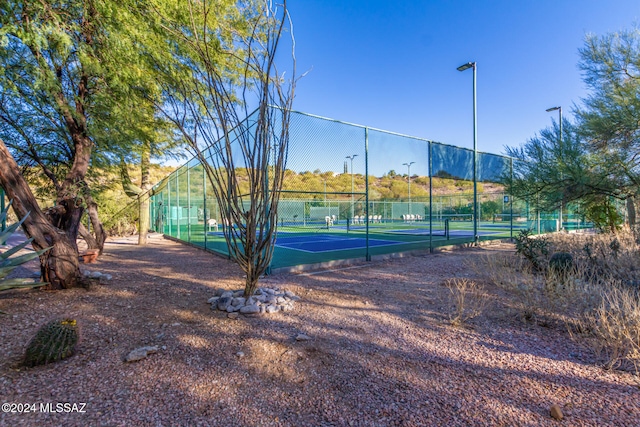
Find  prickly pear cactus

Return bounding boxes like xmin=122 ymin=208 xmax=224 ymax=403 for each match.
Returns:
xmin=23 ymin=319 xmax=79 ymax=367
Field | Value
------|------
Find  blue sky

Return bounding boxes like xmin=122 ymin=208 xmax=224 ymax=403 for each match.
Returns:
xmin=285 ymin=0 xmax=640 ymax=157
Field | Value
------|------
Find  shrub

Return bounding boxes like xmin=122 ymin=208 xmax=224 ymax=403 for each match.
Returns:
xmin=514 ymin=229 xmax=549 ymax=271
xmin=575 ymin=286 xmax=640 ymax=373
xmin=445 ymin=278 xmax=488 ymax=326
xmin=23 ymin=318 xmax=79 ymax=367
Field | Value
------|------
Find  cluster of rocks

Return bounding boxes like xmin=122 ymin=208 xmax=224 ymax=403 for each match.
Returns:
xmin=208 ymin=286 xmax=300 ymax=316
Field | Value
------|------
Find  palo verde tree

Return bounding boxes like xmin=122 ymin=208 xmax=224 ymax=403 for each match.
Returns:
xmin=575 ymin=26 xmax=640 ymax=230
xmin=0 ymin=1 xmax=180 ymax=286
xmin=506 ymin=121 xmax=626 ymax=232
xmin=149 ymin=0 xmax=297 ymax=297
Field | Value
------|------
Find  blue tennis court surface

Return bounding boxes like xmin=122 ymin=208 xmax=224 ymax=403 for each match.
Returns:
xmin=206 ymin=231 xmax=408 ymax=253
xmin=274 ymin=234 xmax=407 ymax=253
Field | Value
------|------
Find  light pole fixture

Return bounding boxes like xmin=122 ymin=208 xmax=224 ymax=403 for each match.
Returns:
xmin=346 ymin=154 xmax=358 ymax=220
xmin=457 ymin=61 xmax=478 ymax=243
xmin=403 ymin=161 xmax=415 ymax=215
xmin=546 ymin=106 xmax=563 ymax=231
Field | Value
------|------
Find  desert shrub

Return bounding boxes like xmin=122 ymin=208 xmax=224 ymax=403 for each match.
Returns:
xmin=483 ymin=229 xmax=640 ymax=373
xmin=479 ymin=254 xmax=544 ymax=321
xmin=574 ymin=286 xmax=640 ymax=373
xmin=514 ymin=229 xmax=549 ymax=271
xmin=549 ymin=231 xmax=640 ymax=289
xmin=445 ymin=278 xmax=488 ymax=326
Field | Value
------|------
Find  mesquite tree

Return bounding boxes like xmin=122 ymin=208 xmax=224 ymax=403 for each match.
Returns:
xmin=0 ymin=139 xmax=80 ymax=289
xmin=153 ymin=0 xmax=296 ymax=296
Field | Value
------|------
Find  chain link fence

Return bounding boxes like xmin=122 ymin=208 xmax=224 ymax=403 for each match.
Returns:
xmin=150 ymin=109 xmax=592 ymax=270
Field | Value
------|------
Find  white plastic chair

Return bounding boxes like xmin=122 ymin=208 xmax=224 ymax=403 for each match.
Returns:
xmin=207 ymin=218 xmax=218 ymax=231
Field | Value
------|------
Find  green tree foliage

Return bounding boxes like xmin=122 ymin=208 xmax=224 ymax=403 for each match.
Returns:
xmin=506 ymin=27 xmax=640 ymax=231
xmin=576 ymin=26 xmax=640 ymax=229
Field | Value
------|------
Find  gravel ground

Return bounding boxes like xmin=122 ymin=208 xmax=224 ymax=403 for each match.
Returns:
xmin=1 ymin=234 xmax=639 ymax=427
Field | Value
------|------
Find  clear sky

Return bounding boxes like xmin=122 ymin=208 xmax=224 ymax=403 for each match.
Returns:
xmin=284 ymin=0 xmax=640 ymax=156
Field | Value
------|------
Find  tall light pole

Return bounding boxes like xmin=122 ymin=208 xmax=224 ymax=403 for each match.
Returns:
xmin=403 ymin=161 xmax=415 ymax=215
xmin=457 ymin=61 xmax=478 ymax=243
xmin=546 ymin=106 xmax=563 ymax=231
xmin=346 ymin=154 xmax=358 ymax=220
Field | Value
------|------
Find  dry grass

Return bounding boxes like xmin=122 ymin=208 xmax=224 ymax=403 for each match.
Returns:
xmin=481 ymin=229 xmax=640 ymax=374
xmin=444 ymin=278 xmax=488 ymax=327
xmin=574 ymin=286 xmax=640 ymax=373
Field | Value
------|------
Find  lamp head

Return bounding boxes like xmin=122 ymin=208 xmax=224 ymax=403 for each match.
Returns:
xmin=546 ymin=106 xmax=561 ymax=112
xmin=457 ymin=62 xmax=475 ymax=72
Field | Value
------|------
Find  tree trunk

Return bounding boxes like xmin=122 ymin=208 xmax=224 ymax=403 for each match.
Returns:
xmin=627 ymin=195 xmax=637 ymax=230
xmin=0 ymin=139 xmax=80 ymax=289
xmin=138 ymin=144 xmax=151 ymax=245
xmin=78 ymin=222 xmax=98 ymax=248
xmin=82 ymin=187 xmax=107 ymax=253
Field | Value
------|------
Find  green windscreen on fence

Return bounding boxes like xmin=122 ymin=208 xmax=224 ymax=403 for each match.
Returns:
xmin=150 ymin=108 xmax=593 ymax=270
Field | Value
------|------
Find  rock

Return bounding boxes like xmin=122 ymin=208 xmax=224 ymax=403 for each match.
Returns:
xmin=282 ymin=304 xmax=294 ymax=312
xmin=215 ymin=288 xmax=227 ymax=297
xmin=226 ymin=305 xmax=239 ymax=313
xmin=232 ymin=297 xmax=246 ymax=307
xmin=259 ymin=305 xmax=266 ymax=314
xmin=233 ymin=290 xmax=244 ymax=297
xmin=227 ymin=312 xmax=239 ymax=320
xmin=276 ymin=296 xmax=286 ymax=304
xmin=217 ymin=296 xmax=232 ymax=311
xmin=265 ymin=296 xmax=277 ymax=305
xmin=254 ymin=288 xmax=264 ymax=295
xmin=265 ymin=305 xmax=279 ymax=314
xmin=289 ymin=295 xmax=301 ymax=301
xmin=550 ymin=405 xmax=563 ymax=420
xmin=240 ymin=304 xmax=260 ymax=314
xmin=102 ymin=274 xmax=113 ymax=281
xmin=125 ymin=346 xmax=159 ymax=362
xmin=255 ymin=295 xmax=267 ymax=303
xmin=90 ymin=271 xmax=102 ymax=279
xmin=246 ymin=296 xmax=257 ymax=306
xmin=284 ymin=291 xmax=296 ymax=298
xmin=295 ymin=334 xmax=311 ymax=341
xmin=220 ymin=291 xmax=234 ymax=299
xmin=264 ymin=288 xmax=276 ymax=295
xmin=207 ymin=296 xmax=220 ymax=304
xmin=236 ymin=351 xmax=245 ymax=358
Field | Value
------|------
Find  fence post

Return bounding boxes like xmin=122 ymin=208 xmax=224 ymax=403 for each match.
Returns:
xmin=429 ymin=140 xmax=433 ymax=253
xmin=510 ymin=158 xmax=513 ymax=240
xmin=365 ymin=127 xmax=370 ymax=261
xmin=187 ymin=166 xmax=191 ymax=242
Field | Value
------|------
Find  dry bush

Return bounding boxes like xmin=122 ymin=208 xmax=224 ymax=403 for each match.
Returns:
xmin=547 ymin=230 xmax=640 ymax=289
xmin=480 ymin=230 xmax=640 ymax=374
xmin=479 ymin=254 xmax=544 ymax=321
xmin=445 ymin=278 xmax=488 ymax=327
xmin=573 ymin=286 xmax=640 ymax=374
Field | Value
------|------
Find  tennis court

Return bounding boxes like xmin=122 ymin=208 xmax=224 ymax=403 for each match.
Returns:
xmin=151 ymin=108 xmax=594 ymax=270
